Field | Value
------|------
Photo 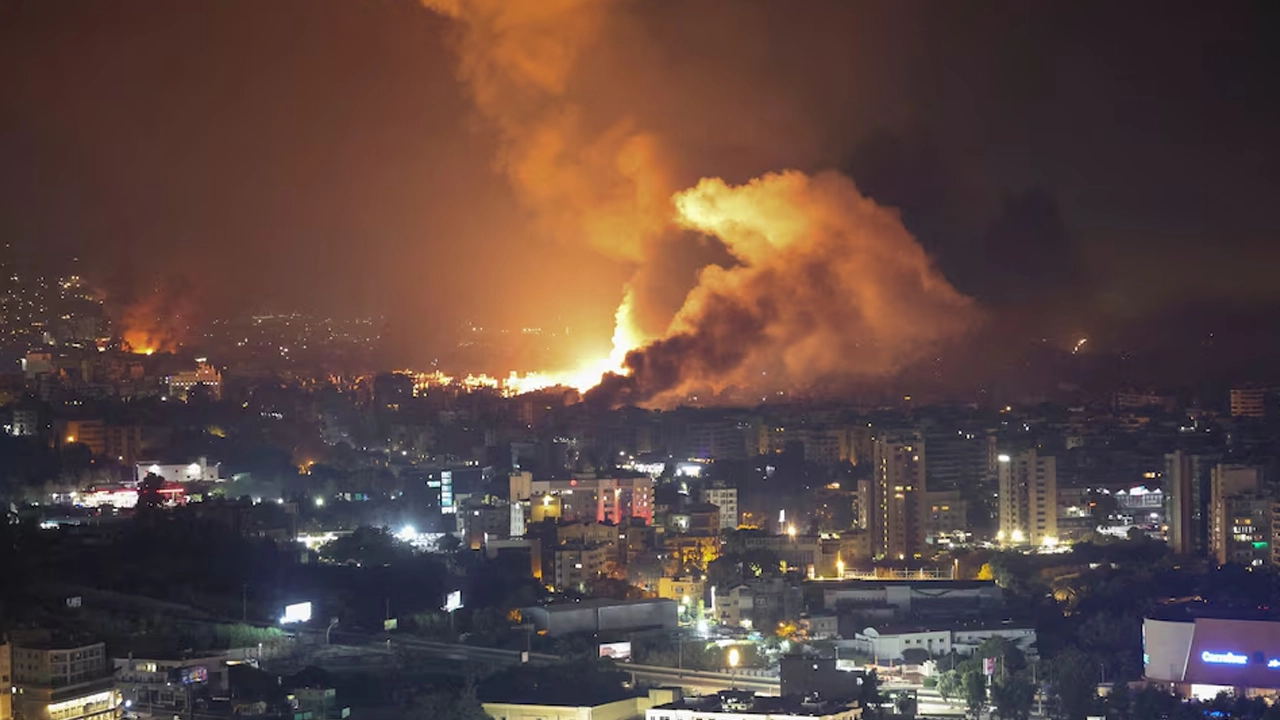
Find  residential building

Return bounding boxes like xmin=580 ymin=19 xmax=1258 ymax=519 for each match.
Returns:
xmin=700 ymin=484 xmax=739 ymax=531
xmin=717 ymin=578 xmax=802 ymax=631
xmin=1229 ymin=388 xmax=1270 ymax=419
xmin=1165 ymin=451 xmax=1217 ymax=556
xmin=552 ymin=542 xmax=614 ymax=592
xmin=1208 ymin=464 xmax=1264 ymax=565
xmin=872 ymin=434 xmax=925 ymax=560
xmin=997 ymin=449 xmax=1057 ymax=546
xmin=922 ymin=490 xmax=968 ymax=545
xmin=104 ymin=425 xmax=143 ymax=465
xmin=60 ymin=420 xmax=105 ymax=455
xmin=1 ymin=641 xmax=11 ymax=720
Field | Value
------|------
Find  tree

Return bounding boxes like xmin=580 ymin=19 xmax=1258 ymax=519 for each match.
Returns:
xmin=1049 ymin=647 xmax=1098 ymax=720
xmin=138 ymin=472 xmax=167 ymax=509
xmin=962 ymin=670 xmax=987 ymax=718
xmin=990 ymin=675 xmax=1035 ymax=720
xmin=935 ymin=669 xmax=962 ymax=701
xmin=1105 ymin=681 xmax=1131 ymax=720
xmin=405 ymin=683 xmax=490 ymax=720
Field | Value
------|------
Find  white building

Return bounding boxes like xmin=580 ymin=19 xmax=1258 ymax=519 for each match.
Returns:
xmin=701 ymin=485 xmax=739 ymax=531
xmin=851 ymin=624 xmax=1036 ymax=663
xmin=135 ymin=457 xmax=222 ymax=483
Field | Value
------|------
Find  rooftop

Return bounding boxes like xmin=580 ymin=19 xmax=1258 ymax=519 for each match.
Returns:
xmin=655 ymin=691 xmax=859 ymax=717
xmin=532 ymin=597 xmax=676 ymax=613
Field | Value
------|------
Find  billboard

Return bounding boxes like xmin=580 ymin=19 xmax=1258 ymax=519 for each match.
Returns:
xmin=599 ymin=642 xmax=632 ymax=662
xmin=443 ymin=591 xmax=463 ymax=613
xmin=181 ymin=666 xmax=209 ymax=685
xmin=280 ymin=602 xmax=312 ymax=624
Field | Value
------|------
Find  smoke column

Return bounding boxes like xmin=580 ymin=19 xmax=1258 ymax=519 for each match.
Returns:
xmin=423 ymin=1 xmax=978 ymax=405
xmin=593 ymin=171 xmax=977 ymax=404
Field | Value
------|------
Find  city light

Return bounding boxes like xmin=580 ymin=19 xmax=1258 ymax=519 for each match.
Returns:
xmin=314 ymin=497 xmax=325 ymax=507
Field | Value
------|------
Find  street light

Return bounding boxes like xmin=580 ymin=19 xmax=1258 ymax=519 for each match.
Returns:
xmin=727 ymin=647 xmax=741 ymax=689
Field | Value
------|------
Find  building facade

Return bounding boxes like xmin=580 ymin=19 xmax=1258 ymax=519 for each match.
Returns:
xmin=997 ymin=449 xmax=1057 ymax=546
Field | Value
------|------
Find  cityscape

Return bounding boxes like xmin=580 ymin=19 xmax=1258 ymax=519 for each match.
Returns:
xmin=2 ymin=3 xmax=1279 ymax=720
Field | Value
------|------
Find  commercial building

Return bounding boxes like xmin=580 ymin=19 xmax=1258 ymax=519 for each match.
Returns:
xmin=851 ymin=623 xmax=1036 ymax=663
xmin=872 ymin=434 xmax=924 ymax=560
xmin=484 ymin=688 xmax=680 ymax=720
xmin=647 ymin=691 xmax=862 ymax=720
xmin=1144 ymin=608 xmax=1280 ymax=699
xmin=522 ymin=598 xmax=678 ymax=637
xmin=819 ymin=580 xmax=1003 ymax=622
xmin=997 ymin=449 xmax=1057 ymax=546
xmin=10 ymin=641 xmax=120 ymax=720
xmin=134 ymin=458 xmax=221 ymax=484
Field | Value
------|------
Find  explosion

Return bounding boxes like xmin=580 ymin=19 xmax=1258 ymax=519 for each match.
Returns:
xmin=424 ymin=0 xmax=978 ymax=404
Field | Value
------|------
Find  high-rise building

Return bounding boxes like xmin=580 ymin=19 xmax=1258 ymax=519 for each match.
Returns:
xmin=872 ymin=434 xmax=925 ymax=560
xmin=1 ymin=641 xmax=11 ymax=720
xmin=1229 ymin=388 xmax=1270 ymax=418
xmin=1208 ymin=464 xmax=1266 ymax=565
xmin=1164 ymin=451 xmax=1217 ymax=556
xmin=997 ymin=449 xmax=1057 ymax=546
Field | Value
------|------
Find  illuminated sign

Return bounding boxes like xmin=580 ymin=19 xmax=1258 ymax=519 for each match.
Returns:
xmin=280 ymin=601 xmax=312 ymax=624
xmin=443 ymin=590 xmax=463 ymax=613
xmin=1269 ymin=659 xmax=1280 ymax=669
xmin=1201 ymin=651 xmax=1248 ymax=666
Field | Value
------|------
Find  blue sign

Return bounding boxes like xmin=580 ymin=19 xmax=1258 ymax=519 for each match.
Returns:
xmin=1201 ymin=651 xmax=1249 ymax=666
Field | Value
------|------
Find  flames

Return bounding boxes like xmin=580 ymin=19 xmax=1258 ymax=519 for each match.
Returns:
xmin=119 ymin=292 xmax=188 ymax=355
xmin=424 ymin=0 xmax=978 ymax=405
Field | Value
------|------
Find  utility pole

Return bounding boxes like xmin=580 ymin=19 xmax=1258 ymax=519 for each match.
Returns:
xmin=241 ymin=584 xmax=248 ymax=622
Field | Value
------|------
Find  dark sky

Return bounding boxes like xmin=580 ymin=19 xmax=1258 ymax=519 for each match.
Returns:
xmin=1 ymin=0 xmax=1277 ymax=366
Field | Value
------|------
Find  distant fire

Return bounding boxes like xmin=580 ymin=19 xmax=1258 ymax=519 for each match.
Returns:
xmin=424 ymin=0 xmax=976 ymax=405
xmin=119 ymin=291 xmax=188 ymax=355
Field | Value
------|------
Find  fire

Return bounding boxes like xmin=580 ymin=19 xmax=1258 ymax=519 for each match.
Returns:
xmin=119 ymin=290 xmax=189 ymax=355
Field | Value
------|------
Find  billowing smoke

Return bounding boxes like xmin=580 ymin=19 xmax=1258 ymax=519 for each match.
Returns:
xmin=423 ymin=0 xmax=675 ymax=347
xmin=590 ymin=171 xmax=977 ymax=404
xmin=423 ymin=1 xmax=978 ymax=405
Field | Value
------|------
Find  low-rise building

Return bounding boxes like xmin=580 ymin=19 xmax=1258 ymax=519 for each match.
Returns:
xmin=647 ymin=691 xmax=862 ymax=720
xmin=522 ymin=598 xmax=678 ymax=637
xmin=485 ymin=687 xmax=679 ymax=720
xmin=851 ymin=623 xmax=1036 ymax=662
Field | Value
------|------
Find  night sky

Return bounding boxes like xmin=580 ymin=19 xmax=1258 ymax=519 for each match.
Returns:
xmin=1 ymin=0 xmax=1277 ymax=369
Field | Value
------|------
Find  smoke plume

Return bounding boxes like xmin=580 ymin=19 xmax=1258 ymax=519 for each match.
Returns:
xmin=590 ymin=171 xmax=977 ymax=404
xmin=118 ymin=287 xmax=193 ymax=355
xmin=424 ymin=1 xmax=978 ymax=405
